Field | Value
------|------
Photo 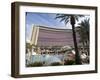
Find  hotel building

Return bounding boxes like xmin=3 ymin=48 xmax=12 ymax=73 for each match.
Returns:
xmin=30 ymin=24 xmax=80 ymax=48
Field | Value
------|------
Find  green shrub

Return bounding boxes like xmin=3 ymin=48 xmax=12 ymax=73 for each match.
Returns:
xmin=51 ymin=62 xmax=62 ymax=66
xmin=27 ymin=62 xmax=43 ymax=67
xmin=64 ymin=60 xmax=75 ymax=65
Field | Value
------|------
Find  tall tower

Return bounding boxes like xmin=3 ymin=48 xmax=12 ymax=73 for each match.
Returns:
xmin=30 ymin=25 xmax=39 ymax=46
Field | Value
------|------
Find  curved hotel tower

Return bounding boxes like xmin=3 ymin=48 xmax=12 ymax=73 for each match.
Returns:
xmin=30 ymin=25 xmax=80 ymax=48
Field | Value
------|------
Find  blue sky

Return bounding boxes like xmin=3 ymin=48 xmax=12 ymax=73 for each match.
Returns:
xmin=26 ymin=12 xmax=69 ymax=29
xmin=25 ymin=12 xmax=89 ymax=41
xmin=25 ymin=12 xmax=71 ymax=40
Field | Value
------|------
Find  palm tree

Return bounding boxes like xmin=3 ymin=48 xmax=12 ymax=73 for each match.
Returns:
xmin=55 ymin=14 xmax=84 ymax=64
xmin=78 ymin=18 xmax=89 ymax=41
xmin=77 ymin=19 xmax=90 ymax=56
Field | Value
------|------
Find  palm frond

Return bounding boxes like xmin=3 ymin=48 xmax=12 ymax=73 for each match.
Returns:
xmin=77 ymin=18 xmax=90 ymax=42
xmin=65 ymin=17 xmax=70 ymax=24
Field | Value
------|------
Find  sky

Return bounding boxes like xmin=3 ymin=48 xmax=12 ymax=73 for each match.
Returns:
xmin=25 ymin=12 xmax=89 ymax=41
xmin=26 ymin=12 xmax=70 ymax=29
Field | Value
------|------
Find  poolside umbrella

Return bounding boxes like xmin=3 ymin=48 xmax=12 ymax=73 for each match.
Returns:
xmin=61 ymin=45 xmax=72 ymax=51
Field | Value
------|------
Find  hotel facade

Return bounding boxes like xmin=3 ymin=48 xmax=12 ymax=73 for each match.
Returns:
xmin=30 ymin=25 xmax=80 ymax=48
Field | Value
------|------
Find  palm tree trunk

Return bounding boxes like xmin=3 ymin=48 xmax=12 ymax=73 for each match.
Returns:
xmin=71 ymin=16 xmax=81 ymax=64
xmin=72 ymin=24 xmax=81 ymax=64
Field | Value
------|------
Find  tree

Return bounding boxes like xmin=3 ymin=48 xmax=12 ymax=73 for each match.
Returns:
xmin=55 ymin=14 xmax=84 ymax=64
xmin=78 ymin=18 xmax=89 ymax=42
xmin=77 ymin=19 xmax=90 ymax=56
